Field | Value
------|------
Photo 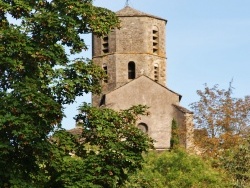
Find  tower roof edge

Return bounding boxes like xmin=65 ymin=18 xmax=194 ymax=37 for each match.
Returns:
xmin=116 ymin=6 xmax=167 ymax=22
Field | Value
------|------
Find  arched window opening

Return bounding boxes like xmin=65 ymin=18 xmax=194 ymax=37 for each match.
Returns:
xmin=103 ymin=64 xmax=108 ymax=83
xmin=102 ymin=36 xmax=109 ymax=54
xmin=154 ymin=64 xmax=159 ymax=82
xmin=128 ymin=61 xmax=135 ymax=79
xmin=152 ymin=26 xmax=159 ymax=54
xmin=137 ymin=123 xmax=148 ymax=133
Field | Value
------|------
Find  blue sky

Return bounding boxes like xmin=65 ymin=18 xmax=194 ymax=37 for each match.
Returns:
xmin=62 ymin=0 xmax=250 ymax=129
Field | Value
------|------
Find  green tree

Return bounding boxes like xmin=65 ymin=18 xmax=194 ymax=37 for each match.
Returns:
xmin=32 ymin=104 xmax=153 ymax=187
xmin=123 ymin=149 xmax=231 ymax=188
xmin=170 ymin=119 xmax=180 ymax=149
xmin=190 ymin=83 xmax=250 ymax=157
xmin=0 ymin=0 xmax=128 ymax=186
xmin=220 ymin=138 xmax=250 ymax=188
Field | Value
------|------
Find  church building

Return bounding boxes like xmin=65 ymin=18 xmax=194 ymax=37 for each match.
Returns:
xmin=92 ymin=6 xmax=194 ymax=150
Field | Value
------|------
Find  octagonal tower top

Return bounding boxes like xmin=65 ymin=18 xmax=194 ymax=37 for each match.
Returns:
xmin=116 ymin=6 xmax=167 ymax=22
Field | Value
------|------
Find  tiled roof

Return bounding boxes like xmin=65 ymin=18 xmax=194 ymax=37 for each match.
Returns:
xmin=173 ymin=104 xmax=193 ymax=114
xmin=116 ymin=6 xmax=167 ymax=22
xmin=105 ymin=75 xmax=182 ymax=101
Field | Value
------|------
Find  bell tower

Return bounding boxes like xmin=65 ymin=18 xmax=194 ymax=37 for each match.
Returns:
xmin=92 ymin=6 xmax=167 ymax=106
xmin=89 ymin=6 xmax=194 ymax=150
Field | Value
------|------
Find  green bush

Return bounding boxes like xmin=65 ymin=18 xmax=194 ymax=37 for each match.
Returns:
xmin=123 ymin=149 xmax=232 ymax=188
xmin=220 ymin=140 xmax=250 ymax=188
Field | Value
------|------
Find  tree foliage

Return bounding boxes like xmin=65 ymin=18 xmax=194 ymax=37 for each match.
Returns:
xmin=0 ymin=0 xmax=142 ymax=186
xmin=30 ymin=104 xmax=153 ymax=187
xmin=190 ymin=83 xmax=250 ymax=156
xmin=220 ymin=138 xmax=250 ymax=188
xmin=170 ymin=119 xmax=179 ymax=149
xmin=122 ymin=149 xmax=231 ymax=188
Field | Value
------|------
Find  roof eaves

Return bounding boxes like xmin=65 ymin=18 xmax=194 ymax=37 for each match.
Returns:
xmin=105 ymin=75 xmax=182 ymax=100
xmin=116 ymin=6 xmax=167 ymax=22
xmin=173 ymin=104 xmax=193 ymax=114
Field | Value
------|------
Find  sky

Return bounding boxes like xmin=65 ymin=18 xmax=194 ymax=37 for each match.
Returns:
xmin=62 ymin=0 xmax=250 ymax=129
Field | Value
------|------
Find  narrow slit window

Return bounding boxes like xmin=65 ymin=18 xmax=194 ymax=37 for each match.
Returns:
xmin=102 ymin=36 xmax=109 ymax=54
xmin=99 ymin=95 xmax=106 ymax=106
xmin=154 ymin=64 xmax=159 ymax=82
xmin=128 ymin=61 xmax=135 ymax=79
xmin=152 ymin=26 xmax=159 ymax=54
xmin=103 ymin=65 xmax=108 ymax=83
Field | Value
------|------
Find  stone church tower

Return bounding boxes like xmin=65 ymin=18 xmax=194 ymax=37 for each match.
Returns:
xmin=92 ymin=6 xmax=193 ymax=150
